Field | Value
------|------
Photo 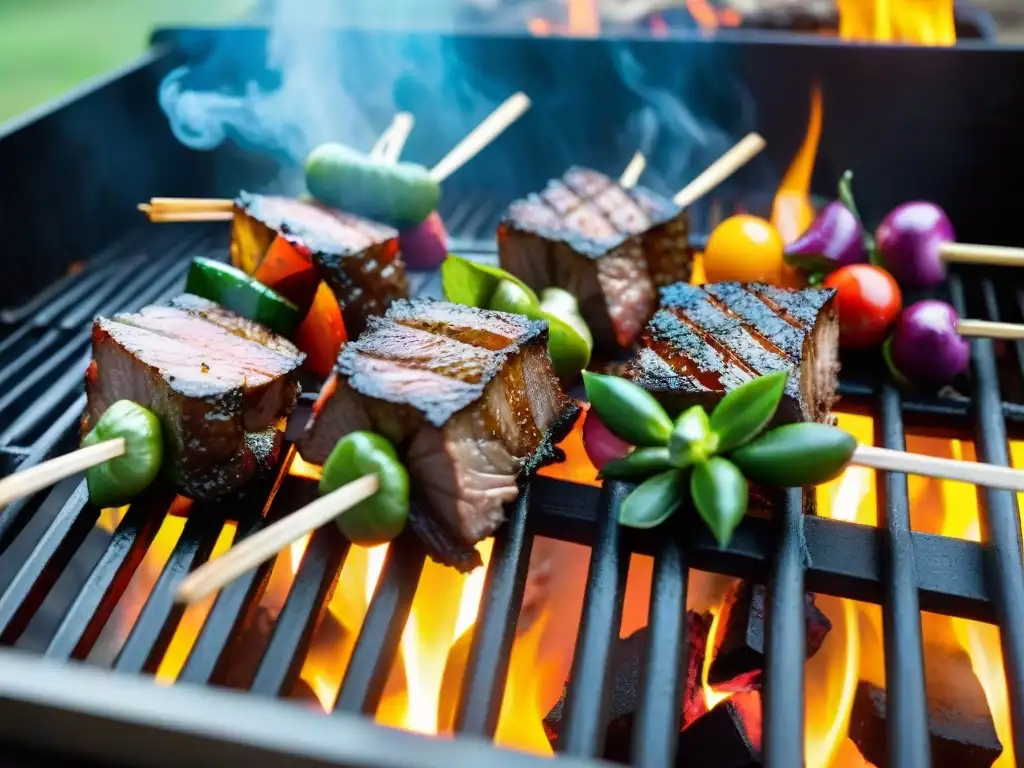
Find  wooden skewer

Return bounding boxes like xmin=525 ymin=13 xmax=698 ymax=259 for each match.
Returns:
xmin=380 ymin=113 xmax=415 ymax=165
xmin=175 ymin=473 xmax=381 ymax=605
xmin=957 ymin=319 xmax=1024 ymax=341
xmin=148 ymin=197 xmax=235 ymax=212
xmin=0 ymin=438 xmax=125 ymax=508
xmin=672 ymin=132 xmax=766 ymax=209
xmin=940 ymin=242 xmax=1024 ymax=268
xmin=429 ymin=92 xmax=532 ymax=183
xmin=619 ymin=152 xmax=646 ymax=189
xmin=852 ymin=444 xmax=1024 ymax=492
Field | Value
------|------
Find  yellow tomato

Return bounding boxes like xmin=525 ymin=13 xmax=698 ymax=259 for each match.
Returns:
xmin=703 ymin=215 xmax=785 ymax=284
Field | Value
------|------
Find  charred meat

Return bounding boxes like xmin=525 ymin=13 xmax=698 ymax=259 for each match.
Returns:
xmin=84 ymin=294 xmax=304 ymax=500
xmin=300 ymin=299 xmax=580 ymax=570
xmin=625 ymin=282 xmax=839 ymax=423
xmin=498 ymin=167 xmax=692 ymax=350
xmin=232 ymin=192 xmax=408 ymax=337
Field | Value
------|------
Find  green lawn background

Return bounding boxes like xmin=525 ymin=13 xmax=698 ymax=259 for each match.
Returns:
xmin=0 ymin=0 xmax=252 ymax=123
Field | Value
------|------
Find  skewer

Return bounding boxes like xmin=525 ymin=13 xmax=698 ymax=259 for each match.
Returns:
xmin=957 ymin=319 xmax=1024 ymax=341
xmin=0 ymin=438 xmax=125 ymax=508
xmin=429 ymin=92 xmax=532 ymax=184
xmin=940 ymin=242 xmax=1024 ymax=268
xmin=379 ymin=113 xmax=415 ymax=165
xmin=619 ymin=151 xmax=647 ymax=189
xmin=672 ymin=132 xmax=766 ymax=209
xmin=174 ymin=473 xmax=380 ymax=605
xmin=852 ymin=444 xmax=1024 ymax=492
xmin=138 ymin=204 xmax=234 ymax=223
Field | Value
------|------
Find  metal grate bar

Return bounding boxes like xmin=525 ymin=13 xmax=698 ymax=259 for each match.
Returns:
xmin=334 ymin=538 xmax=426 ymax=714
xmin=558 ymin=482 xmax=629 ymax=759
xmin=631 ymin=537 xmax=687 ymax=768
xmin=454 ymin=490 xmax=534 ymax=737
xmin=0 ymin=480 xmax=98 ymax=644
xmin=0 ymin=329 xmax=63 ymax=391
xmin=249 ymin=521 xmax=350 ymax=698
xmin=112 ymin=511 xmax=224 ymax=675
xmin=762 ymin=488 xmax=806 ymax=768
xmin=877 ymin=385 xmax=931 ymax=765
xmin=952 ymin=275 xmax=1024 ymax=759
xmin=44 ymin=490 xmax=171 ymax=660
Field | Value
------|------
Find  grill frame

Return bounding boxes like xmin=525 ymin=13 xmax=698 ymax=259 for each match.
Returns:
xmin=1 ymin=27 xmax=1024 ymax=768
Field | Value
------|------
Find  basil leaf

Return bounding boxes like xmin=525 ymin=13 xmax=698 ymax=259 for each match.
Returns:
xmin=618 ymin=470 xmax=685 ymax=529
xmin=601 ymin=447 xmax=672 ymax=480
xmin=710 ymin=371 xmax=788 ymax=453
xmin=690 ymin=457 xmax=749 ymax=548
xmin=440 ymin=255 xmax=539 ymax=310
xmin=583 ymin=372 xmax=673 ymax=447
xmin=668 ymin=405 xmax=713 ymax=468
xmin=729 ymin=422 xmax=857 ymax=487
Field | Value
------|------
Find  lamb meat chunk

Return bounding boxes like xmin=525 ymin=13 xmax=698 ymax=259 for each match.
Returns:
xmin=625 ymin=282 xmax=839 ymax=423
xmin=498 ymin=167 xmax=692 ymax=351
xmin=300 ymin=299 xmax=579 ymax=569
xmin=232 ymin=192 xmax=408 ymax=337
xmin=84 ymin=294 xmax=304 ymax=500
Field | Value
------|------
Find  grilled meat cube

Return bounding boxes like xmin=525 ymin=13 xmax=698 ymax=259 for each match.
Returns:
xmin=498 ymin=167 xmax=692 ymax=350
xmin=626 ymin=282 xmax=839 ymax=423
xmin=300 ymin=299 xmax=580 ymax=570
xmin=232 ymin=192 xmax=408 ymax=337
xmin=84 ymin=294 xmax=304 ymax=500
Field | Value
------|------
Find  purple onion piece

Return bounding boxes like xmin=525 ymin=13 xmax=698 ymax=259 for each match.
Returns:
xmin=582 ymin=407 xmax=632 ymax=471
xmin=784 ymin=200 xmax=868 ymax=273
xmin=875 ymin=202 xmax=956 ymax=290
xmin=888 ymin=299 xmax=970 ymax=386
xmin=398 ymin=211 xmax=448 ymax=270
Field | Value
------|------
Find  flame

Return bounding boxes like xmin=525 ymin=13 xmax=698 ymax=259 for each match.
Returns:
xmin=772 ymin=84 xmax=823 ymax=246
xmin=837 ymin=0 xmax=956 ymax=45
xmin=528 ymin=0 xmax=600 ymax=38
xmin=685 ymin=0 xmax=741 ymax=32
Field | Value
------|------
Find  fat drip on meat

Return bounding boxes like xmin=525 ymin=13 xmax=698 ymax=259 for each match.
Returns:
xmin=300 ymin=299 xmax=580 ymax=571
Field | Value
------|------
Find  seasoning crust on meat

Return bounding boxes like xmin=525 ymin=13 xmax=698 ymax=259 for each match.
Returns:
xmin=498 ymin=167 xmax=693 ymax=350
xmin=626 ymin=282 xmax=839 ymax=424
xmin=300 ymin=299 xmax=580 ymax=570
xmin=84 ymin=293 xmax=304 ymax=500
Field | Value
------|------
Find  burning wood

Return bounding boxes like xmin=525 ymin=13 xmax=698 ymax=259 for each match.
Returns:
xmin=676 ymin=689 xmax=762 ymax=767
xmin=848 ymin=644 xmax=1003 ymax=767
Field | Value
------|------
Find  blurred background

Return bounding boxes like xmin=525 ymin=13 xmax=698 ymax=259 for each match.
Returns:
xmin=1 ymin=0 xmax=1022 ymax=125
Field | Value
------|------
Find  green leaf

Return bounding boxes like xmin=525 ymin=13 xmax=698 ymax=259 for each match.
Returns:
xmin=440 ymin=255 xmax=539 ymax=311
xmin=618 ymin=470 xmax=685 ymax=529
xmin=836 ymin=170 xmax=881 ymax=266
xmin=690 ymin=457 xmax=749 ymax=548
xmin=583 ymin=372 xmax=673 ymax=447
xmin=668 ymin=405 xmax=713 ymax=468
xmin=601 ymin=447 xmax=673 ymax=480
xmin=709 ymin=371 xmax=789 ymax=453
xmin=729 ymin=422 xmax=857 ymax=487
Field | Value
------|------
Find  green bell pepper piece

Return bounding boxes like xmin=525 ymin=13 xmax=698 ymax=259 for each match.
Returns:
xmin=81 ymin=400 xmax=164 ymax=508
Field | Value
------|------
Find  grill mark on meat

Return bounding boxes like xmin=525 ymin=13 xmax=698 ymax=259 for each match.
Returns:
xmin=749 ymin=283 xmax=833 ymax=331
xmin=702 ymin=283 xmax=799 ymax=360
xmin=643 ymin=310 xmax=751 ymax=391
xmin=385 ymin=299 xmax=538 ymax=351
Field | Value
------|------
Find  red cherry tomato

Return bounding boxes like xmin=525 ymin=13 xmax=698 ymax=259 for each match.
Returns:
xmin=823 ymin=264 xmax=902 ymax=348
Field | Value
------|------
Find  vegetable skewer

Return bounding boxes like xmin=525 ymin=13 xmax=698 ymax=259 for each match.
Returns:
xmin=0 ymin=438 xmax=125 ymax=508
xmin=939 ymin=242 xmax=1024 ymax=268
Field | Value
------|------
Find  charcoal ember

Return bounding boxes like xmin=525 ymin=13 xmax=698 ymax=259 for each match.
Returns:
xmin=708 ymin=583 xmax=831 ymax=686
xmin=676 ymin=690 xmax=763 ymax=768
xmin=848 ymin=645 xmax=1003 ymax=767
xmin=544 ymin=612 xmax=716 ymax=761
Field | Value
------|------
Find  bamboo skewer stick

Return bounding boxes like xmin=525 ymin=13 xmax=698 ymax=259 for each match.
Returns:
xmin=852 ymin=444 xmax=1024 ymax=492
xmin=138 ymin=204 xmax=234 ymax=223
xmin=619 ymin=151 xmax=647 ymax=189
xmin=0 ymin=438 xmax=125 ymax=508
xmin=429 ymin=92 xmax=532 ymax=184
xmin=940 ymin=242 xmax=1024 ymax=268
xmin=380 ymin=113 xmax=415 ymax=165
xmin=175 ymin=473 xmax=381 ymax=605
xmin=957 ymin=319 xmax=1024 ymax=341
xmin=672 ymin=132 xmax=766 ymax=209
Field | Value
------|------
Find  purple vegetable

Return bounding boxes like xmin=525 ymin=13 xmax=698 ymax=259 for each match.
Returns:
xmin=398 ymin=211 xmax=448 ymax=270
xmin=582 ymin=407 xmax=631 ymax=470
xmin=784 ymin=200 xmax=868 ymax=273
xmin=875 ymin=202 xmax=955 ymax=290
xmin=886 ymin=299 xmax=969 ymax=386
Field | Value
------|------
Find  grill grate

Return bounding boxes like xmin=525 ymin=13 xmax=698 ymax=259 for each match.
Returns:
xmin=0 ymin=218 xmax=1023 ymax=768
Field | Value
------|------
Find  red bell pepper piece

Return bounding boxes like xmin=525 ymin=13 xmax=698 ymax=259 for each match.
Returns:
xmin=252 ymin=234 xmax=320 ymax=312
xmin=295 ymin=281 xmax=348 ymax=379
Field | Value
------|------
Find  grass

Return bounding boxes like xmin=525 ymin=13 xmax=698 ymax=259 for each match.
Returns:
xmin=0 ymin=0 xmax=253 ymax=123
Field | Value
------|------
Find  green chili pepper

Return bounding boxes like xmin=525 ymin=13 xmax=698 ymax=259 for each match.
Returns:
xmin=81 ymin=400 xmax=163 ymax=508
xmin=601 ymin=447 xmax=672 ymax=480
xmin=441 ymin=254 xmax=539 ymax=311
xmin=489 ymin=279 xmax=538 ymax=317
xmin=709 ymin=371 xmax=788 ymax=453
xmin=185 ymin=257 xmax=302 ymax=337
xmin=583 ymin=371 xmax=673 ymax=447
xmin=319 ymin=431 xmax=410 ymax=546
xmin=668 ymin=405 xmax=714 ymax=468
xmin=729 ymin=422 xmax=857 ymax=487
xmin=690 ymin=457 xmax=749 ymax=548
xmin=618 ymin=469 xmax=685 ymax=529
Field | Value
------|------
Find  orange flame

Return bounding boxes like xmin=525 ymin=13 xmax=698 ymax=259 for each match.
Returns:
xmin=528 ymin=0 xmax=600 ymax=38
xmin=771 ymin=84 xmax=823 ymax=246
xmin=837 ymin=0 xmax=956 ymax=45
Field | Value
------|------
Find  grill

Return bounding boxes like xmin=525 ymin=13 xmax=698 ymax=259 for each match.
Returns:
xmin=3 ymin=25 xmax=1024 ymax=768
